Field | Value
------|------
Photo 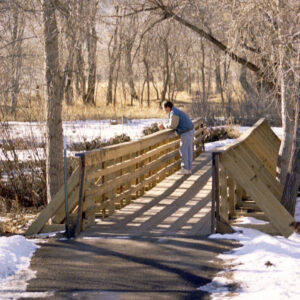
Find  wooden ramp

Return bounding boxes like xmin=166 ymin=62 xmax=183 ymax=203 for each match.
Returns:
xmin=83 ymin=152 xmax=212 ymax=238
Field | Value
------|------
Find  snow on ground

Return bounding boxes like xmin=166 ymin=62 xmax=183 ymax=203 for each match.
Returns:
xmin=0 ymin=236 xmax=53 ymax=299
xmin=0 ymin=119 xmax=167 ymax=161
xmin=2 ymin=119 xmax=166 ymax=146
xmin=199 ymin=228 xmax=300 ymax=300
xmin=204 ymin=139 xmax=235 ymax=152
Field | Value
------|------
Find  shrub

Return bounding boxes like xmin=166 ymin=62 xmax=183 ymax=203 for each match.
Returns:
xmin=204 ymin=126 xmax=240 ymax=143
xmin=142 ymin=123 xmax=160 ymax=136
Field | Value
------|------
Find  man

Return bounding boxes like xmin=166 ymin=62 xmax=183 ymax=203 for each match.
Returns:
xmin=160 ymin=101 xmax=195 ymax=175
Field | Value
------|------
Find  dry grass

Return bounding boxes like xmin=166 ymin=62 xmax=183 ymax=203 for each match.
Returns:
xmin=1 ymin=82 xmax=196 ymax=122
xmin=0 ymin=80 xmax=246 ymax=122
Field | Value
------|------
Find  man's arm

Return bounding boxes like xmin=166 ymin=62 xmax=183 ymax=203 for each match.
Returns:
xmin=168 ymin=114 xmax=179 ymax=129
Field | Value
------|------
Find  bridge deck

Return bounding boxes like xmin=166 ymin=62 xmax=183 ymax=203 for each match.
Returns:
xmin=25 ymin=152 xmax=239 ymax=299
xmin=84 ymin=152 xmax=213 ymax=238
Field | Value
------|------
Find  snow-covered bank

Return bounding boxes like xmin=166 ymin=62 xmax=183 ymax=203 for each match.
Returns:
xmin=1 ymin=118 xmax=166 ymax=146
xmin=199 ymin=228 xmax=300 ymax=300
xmin=0 ymin=119 xmax=166 ymax=161
xmin=0 ymin=236 xmax=40 ymax=297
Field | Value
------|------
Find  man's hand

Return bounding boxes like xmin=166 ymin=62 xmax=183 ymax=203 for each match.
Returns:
xmin=159 ymin=123 xmax=165 ymax=130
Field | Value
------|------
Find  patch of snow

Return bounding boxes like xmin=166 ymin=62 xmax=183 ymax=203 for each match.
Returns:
xmin=199 ymin=228 xmax=300 ymax=299
xmin=205 ymin=139 xmax=236 ymax=152
xmin=0 ymin=236 xmax=40 ymax=296
xmin=234 ymin=217 xmax=269 ymax=225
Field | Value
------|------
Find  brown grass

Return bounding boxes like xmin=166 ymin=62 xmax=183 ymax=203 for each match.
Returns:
xmin=1 ymin=82 xmax=194 ymax=122
xmin=1 ymin=80 xmax=246 ymax=122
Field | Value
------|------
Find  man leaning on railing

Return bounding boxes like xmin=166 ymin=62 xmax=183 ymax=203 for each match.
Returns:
xmin=159 ymin=101 xmax=195 ymax=175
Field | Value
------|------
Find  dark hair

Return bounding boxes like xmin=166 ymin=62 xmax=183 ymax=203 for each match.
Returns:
xmin=162 ymin=101 xmax=173 ymax=109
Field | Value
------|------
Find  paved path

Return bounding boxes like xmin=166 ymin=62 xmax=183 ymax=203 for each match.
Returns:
xmin=23 ymin=152 xmax=237 ymax=299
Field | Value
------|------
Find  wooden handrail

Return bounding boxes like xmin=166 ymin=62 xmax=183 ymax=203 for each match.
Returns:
xmin=26 ymin=118 xmax=204 ymax=236
xmin=212 ymin=118 xmax=293 ymax=237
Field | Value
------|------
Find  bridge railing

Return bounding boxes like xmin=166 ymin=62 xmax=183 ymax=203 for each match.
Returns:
xmin=26 ymin=118 xmax=204 ymax=236
xmin=211 ymin=118 xmax=293 ymax=237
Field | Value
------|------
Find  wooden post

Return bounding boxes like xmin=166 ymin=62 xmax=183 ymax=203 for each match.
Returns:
xmin=108 ymin=158 xmax=115 ymax=216
xmin=211 ymin=152 xmax=219 ymax=233
xmin=228 ymin=176 xmax=235 ymax=218
xmin=234 ymin=181 xmax=244 ymax=208
xmin=75 ymin=154 xmax=86 ymax=237
xmin=219 ymin=162 xmax=229 ymax=222
xmin=139 ymin=149 xmax=145 ymax=196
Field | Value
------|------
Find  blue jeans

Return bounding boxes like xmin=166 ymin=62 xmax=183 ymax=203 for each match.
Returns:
xmin=180 ymin=128 xmax=195 ymax=170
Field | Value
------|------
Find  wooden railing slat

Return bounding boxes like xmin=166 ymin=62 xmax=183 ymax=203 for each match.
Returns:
xmin=220 ymin=147 xmax=293 ymax=237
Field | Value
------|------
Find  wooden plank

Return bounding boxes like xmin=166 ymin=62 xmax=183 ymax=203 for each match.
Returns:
xmin=234 ymin=181 xmax=244 ymax=208
xmin=245 ymin=124 xmax=280 ymax=169
xmin=228 ymin=176 xmax=235 ymax=218
xmin=237 ymin=143 xmax=283 ymax=201
xmin=85 ymin=150 xmax=178 ymax=199
xmin=233 ymin=211 xmax=269 ymax=221
xmin=245 ymin=134 xmax=278 ymax=175
xmin=86 ymin=139 xmax=180 ymax=181
xmin=238 ymin=200 xmax=260 ymax=211
xmin=260 ymin=121 xmax=281 ymax=149
xmin=219 ymin=162 xmax=229 ymax=222
xmin=230 ymin=222 xmax=278 ymax=235
xmin=25 ymin=167 xmax=80 ymax=235
xmin=52 ymin=185 xmax=80 ymax=224
xmin=220 ymin=147 xmax=293 ymax=237
xmin=90 ymin=160 xmax=181 ymax=212
xmin=40 ymin=224 xmax=65 ymax=233
xmin=83 ymin=119 xmax=202 ymax=167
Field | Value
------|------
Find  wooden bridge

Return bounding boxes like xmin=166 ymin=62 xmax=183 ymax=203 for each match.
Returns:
xmin=26 ymin=118 xmax=210 ymax=236
xmin=26 ymin=118 xmax=293 ymax=238
xmin=24 ymin=118 xmax=295 ymax=298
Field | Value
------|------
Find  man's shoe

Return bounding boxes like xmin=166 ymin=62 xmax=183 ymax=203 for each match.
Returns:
xmin=177 ymin=169 xmax=192 ymax=175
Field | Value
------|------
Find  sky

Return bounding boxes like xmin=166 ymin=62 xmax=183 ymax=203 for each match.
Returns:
xmin=0 ymin=121 xmax=299 ymax=299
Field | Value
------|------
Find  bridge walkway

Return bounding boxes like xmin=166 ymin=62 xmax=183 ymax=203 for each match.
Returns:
xmin=25 ymin=152 xmax=237 ymax=300
xmin=84 ymin=152 xmax=213 ymax=238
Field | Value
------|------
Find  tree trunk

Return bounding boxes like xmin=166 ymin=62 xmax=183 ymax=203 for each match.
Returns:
xmin=113 ymin=49 xmax=121 ymax=107
xmin=43 ymin=0 xmax=63 ymax=203
xmin=215 ymin=56 xmax=222 ymax=94
xmin=160 ymin=40 xmax=169 ymax=104
xmin=143 ymin=59 xmax=150 ymax=107
xmin=75 ymin=44 xmax=86 ymax=100
xmin=64 ymin=44 xmax=75 ymax=105
xmin=106 ymin=44 xmax=115 ymax=106
xmin=278 ymin=91 xmax=295 ymax=186
xmin=85 ymin=0 xmax=98 ymax=105
xmin=106 ymin=6 xmax=120 ymax=106
xmin=10 ymin=8 xmax=25 ymax=116
xmin=124 ymin=40 xmax=138 ymax=105
xmin=281 ymin=97 xmax=300 ymax=215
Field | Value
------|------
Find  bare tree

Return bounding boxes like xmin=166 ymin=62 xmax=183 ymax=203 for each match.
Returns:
xmin=122 ymin=11 xmax=139 ymax=105
xmin=84 ymin=0 xmax=98 ymax=105
xmin=106 ymin=5 xmax=121 ymax=106
xmin=43 ymin=0 xmax=64 ymax=203
xmin=9 ymin=3 xmax=26 ymax=116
